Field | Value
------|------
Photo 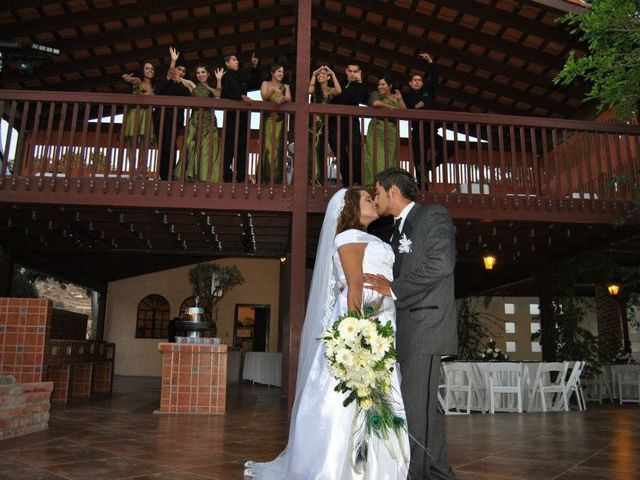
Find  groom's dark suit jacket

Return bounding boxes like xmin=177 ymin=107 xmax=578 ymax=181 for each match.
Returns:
xmin=390 ymin=203 xmax=457 ymax=361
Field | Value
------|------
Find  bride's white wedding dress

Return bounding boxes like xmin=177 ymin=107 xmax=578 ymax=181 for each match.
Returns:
xmin=245 ymin=215 xmax=409 ymax=479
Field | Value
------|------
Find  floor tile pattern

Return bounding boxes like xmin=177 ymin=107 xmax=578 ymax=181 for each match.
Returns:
xmin=0 ymin=376 xmax=638 ymax=479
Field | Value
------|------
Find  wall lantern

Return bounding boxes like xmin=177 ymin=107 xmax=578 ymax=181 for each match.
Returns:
xmin=483 ymin=251 xmax=496 ymax=270
xmin=607 ymin=284 xmax=620 ymax=296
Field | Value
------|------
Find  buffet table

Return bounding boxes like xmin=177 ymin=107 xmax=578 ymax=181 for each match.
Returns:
xmin=242 ymin=352 xmax=282 ymax=387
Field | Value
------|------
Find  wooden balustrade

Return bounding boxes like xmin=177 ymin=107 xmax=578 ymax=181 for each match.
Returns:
xmin=1 ymin=90 xmax=638 ymax=210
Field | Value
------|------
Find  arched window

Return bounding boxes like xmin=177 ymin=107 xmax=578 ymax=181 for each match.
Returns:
xmin=178 ymin=296 xmax=196 ymax=316
xmin=136 ymin=294 xmax=171 ymax=339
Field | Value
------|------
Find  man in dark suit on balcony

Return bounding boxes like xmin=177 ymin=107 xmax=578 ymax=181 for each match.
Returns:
xmin=154 ymin=47 xmax=191 ymax=181
xmin=328 ymin=63 xmax=369 ymax=186
xmin=220 ymin=53 xmax=260 ymax=183
xmin=404 ymin=53 xmax=447 ymax=186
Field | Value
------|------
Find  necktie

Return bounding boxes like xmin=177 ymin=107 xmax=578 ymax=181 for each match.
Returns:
xmin=392 ymin=217 xmax=402 ymax=247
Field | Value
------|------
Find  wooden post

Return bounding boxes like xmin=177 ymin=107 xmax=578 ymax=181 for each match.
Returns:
xmin=286 ymin=0 xmax=312 ymax=412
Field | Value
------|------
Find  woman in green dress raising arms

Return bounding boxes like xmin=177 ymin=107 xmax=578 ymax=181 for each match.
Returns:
xmin=308 ymin=65 xmax=341 ymax=185
xmin=260 ymin=64 xmax=291 ymax=184
xmin=363 ymin=75 xmax=406 ymax=186
xmin=122 ymin=62 xmax=156 ymax=178
xmin=174 ymin=63 xmax=225 ymax=182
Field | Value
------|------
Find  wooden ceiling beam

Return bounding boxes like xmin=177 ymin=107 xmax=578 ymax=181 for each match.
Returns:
xmin=45 ymin=4 xmax=297 ymax=53
xmin=313 ymin=7 xmax=564 ymax=93
xmin=353 ymin=0 xmax=566 ymax=71
xmin=1 ymin=28 xmax=294 ymax=85
xmin=312 ymin=29 xmax=572 ymax=117
xmin=429 ymin=0 xmax=584 ymax=47
xmin=2 ymin=0 xmax=219 ymax=37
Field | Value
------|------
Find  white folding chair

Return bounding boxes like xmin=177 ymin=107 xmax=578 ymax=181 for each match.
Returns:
xmin=617 ymin=365 xmax=640 ymax=405
xmin=583 ymin=365 xmax=613 ymax=404
xmin=487 ymin=362 xmax=523 ymax=414
xmin=439 ymin=362 xmax=483 ymax=415
xmin=565 ymin=361 xmax=586 ymax=411
xmin=527 ymin=362 xmax=569 ymax=412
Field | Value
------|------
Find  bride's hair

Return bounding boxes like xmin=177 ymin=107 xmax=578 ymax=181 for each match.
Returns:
xmin=336 ymin=187 xmax=366 ymax=234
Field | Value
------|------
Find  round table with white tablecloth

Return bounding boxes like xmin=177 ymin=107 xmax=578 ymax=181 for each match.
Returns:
xmin=242 ymin=352 xmax=282 ymax=387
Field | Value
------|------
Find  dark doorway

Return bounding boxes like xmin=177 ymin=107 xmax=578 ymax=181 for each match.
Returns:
xmin=234 ymin=304 xmax=271 ymax=352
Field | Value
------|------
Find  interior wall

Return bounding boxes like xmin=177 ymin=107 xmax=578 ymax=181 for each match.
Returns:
xmin=466 ymin=296 xmax=598 ymax=361
xmin=105 ymin=258 xmax=281 ymax=376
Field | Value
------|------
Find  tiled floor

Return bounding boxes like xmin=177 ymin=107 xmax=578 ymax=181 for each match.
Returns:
xmin=0 ymin=376 xmax=639 ymax=479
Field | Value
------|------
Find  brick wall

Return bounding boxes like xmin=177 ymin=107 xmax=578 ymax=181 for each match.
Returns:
xmin=157 ymin=343 xmax=227 ymax=414
xmin=0 ymin=378 xmax=54 ymax=440
xmin=0 ymin=298 xmax=51 ymax=383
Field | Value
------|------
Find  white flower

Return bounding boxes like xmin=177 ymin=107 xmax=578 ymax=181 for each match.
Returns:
xmin=360 ymin=398 xmax=373 ymax=410
xmin=398 ymin=234 xmax=413 ymax=254
xmin=338 ymin=316 xmax=360 ymax=342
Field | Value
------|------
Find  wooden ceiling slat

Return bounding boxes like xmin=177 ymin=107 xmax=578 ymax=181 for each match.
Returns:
xmin=430 ymin=0 xmax=583 ymax=47
xmin=356 ymin=0 xmax=562 ymax=70
xmin=1 ymin=27 xmax=293 ymax=85
xmin=42 ymin=5 xmax=295 ymax=53
xmin=2 ymin=0 xmax=221 ymax=38
xmin=313 ymin=6 xmax=563 ymax=94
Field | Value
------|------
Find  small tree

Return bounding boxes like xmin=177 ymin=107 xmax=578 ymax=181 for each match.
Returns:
xmin=187 ymin=263 xmax=244 ymax=323
xmin=554 ymin=0 xmax=640 ymax=122
xmin=457 ymin=297 xmax=503 ymax=360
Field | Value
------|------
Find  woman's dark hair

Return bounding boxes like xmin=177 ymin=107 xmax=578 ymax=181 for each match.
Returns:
xmin=374 ymin=168 xmax=417 ymax=201
xmin=270 ymin=63 xmax=284 ymax=75
xmin=336 ymin=187 xmax=366 ymax=234
xmin=136 ymin=62 xmax=156 ymax=88
xmin=193 ymin=63 xmax=211 ymax=86
xmin=380 ymin=74 xmax=397 ymax=93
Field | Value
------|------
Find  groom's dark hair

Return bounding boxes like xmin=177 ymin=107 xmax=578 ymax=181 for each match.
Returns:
xmin=375 ymin=168 xmax=417 ymax=201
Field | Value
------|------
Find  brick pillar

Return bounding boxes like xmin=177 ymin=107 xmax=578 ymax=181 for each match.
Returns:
xmin=92 ymin=363 xmax=112 ymax=393
xmin=47 ymin=365 xmax=70 ymax=403
xmin=70 ymin=364 xmax=93 ymax=398
xmin=0 ymin=298 xmax=51 ymax=383
xmin=595 ymin=284 xmax=623 ymax=362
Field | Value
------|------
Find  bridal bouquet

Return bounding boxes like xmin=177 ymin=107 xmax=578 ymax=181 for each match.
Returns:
xmin=322 ymin=307 xmax=406 ymax=472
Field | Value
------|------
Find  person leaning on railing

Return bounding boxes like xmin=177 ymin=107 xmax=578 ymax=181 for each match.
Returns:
xmin=259 ymin=64 xmax=291 ymax=185
xmin=328 ymin=63 xmax=370 ymax=186
xmin=172 ymin=64 xmax=224 ymax=183
xmin=363 ymin=74 xmax=406 ymax=186
xmin=308 ymin=65 xmax=342 ymax=185
xmin=220 ymin=52 xmax=261 ymax=183
xmin=153 ymin=46 xmax=191 ymax=181
xmin=121 ymin=62 xmax=156 ymax=178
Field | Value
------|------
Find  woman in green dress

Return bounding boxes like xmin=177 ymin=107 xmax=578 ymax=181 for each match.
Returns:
xmin=307 ymin=65 xmax=341 ymax=185
xmin=173 ymin=64 xmax=224 ymax=182
xmin=364 ymin=75 xmax=406 ymax=186
xmin=122 ymin=62 xmax=156 ymax=178
xmin=260 ymin=64 xmax=291 ymax=184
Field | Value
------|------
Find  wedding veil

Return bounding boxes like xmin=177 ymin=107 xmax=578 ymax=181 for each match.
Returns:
xmin=293 ymin=188 xmax=346 ymax=406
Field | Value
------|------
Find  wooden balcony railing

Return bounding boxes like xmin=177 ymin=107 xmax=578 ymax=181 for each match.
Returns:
xmin=1 ymin=90 xmax=638 ymax=213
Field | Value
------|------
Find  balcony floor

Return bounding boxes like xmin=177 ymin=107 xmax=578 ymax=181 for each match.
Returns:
xmin=0 ymin=376 xmax=639 ymax=479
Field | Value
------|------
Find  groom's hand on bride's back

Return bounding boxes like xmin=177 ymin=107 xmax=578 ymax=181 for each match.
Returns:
xmin=363 ymin=274 xmax=391 ymax=296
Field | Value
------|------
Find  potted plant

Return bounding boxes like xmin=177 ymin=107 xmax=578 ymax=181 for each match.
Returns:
xmin=187 ymin=263 xmax=245 ymax=326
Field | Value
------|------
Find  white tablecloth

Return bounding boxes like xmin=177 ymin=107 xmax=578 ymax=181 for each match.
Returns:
xmin=242 ymin=352 xmax=282 ymax=387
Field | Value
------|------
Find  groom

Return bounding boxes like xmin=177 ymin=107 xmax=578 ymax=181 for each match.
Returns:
xmin=365 ymin=167 xmax=457 ymax=480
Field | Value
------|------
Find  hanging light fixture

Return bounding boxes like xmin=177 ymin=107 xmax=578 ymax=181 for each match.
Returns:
xmin=607 ymin=284 xmax=620 ymax=296
xmin=483 ymin=248 xmax=496 ymax=270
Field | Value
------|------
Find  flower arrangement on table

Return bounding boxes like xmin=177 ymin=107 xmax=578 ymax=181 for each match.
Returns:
xmin=612 ymin=350 xmax=635 ymax=364
xmin=479 ymin=339 xmax=509 ymax=361
xmin=322 ymin=305 xmax=407 ymax=472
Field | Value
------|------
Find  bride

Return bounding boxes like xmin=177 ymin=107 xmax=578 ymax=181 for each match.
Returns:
xmin=245 ymin=188 xmax=410 ymax=479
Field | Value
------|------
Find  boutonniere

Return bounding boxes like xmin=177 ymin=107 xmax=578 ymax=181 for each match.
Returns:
xmin=398 ymin=234 xmax=413 ymax=254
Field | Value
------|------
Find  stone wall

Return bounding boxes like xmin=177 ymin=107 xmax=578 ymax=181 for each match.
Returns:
xmin=0 ymin=376 xmax=53 ymax=440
